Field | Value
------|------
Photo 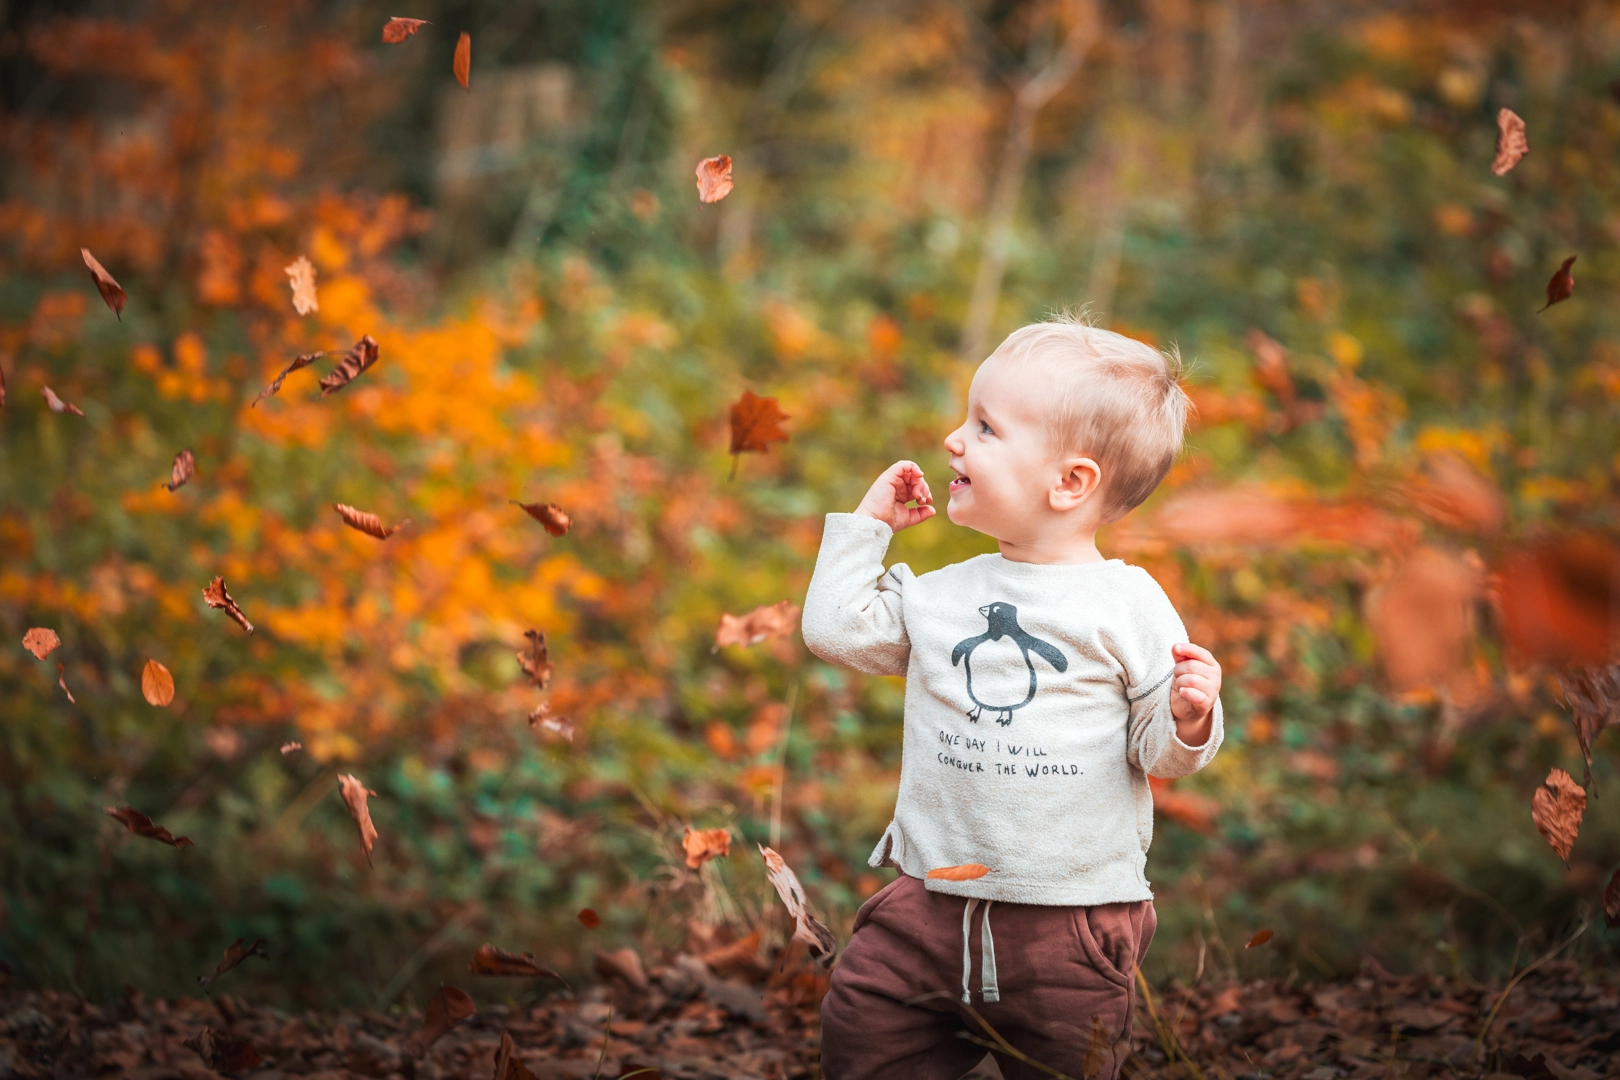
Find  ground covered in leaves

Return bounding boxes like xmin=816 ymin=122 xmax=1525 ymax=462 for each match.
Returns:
xmin=4 ymin=957 xmax=1618 ymax=1080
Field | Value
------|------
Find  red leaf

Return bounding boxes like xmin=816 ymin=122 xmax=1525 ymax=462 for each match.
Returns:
xmin=578 ymin=908 xmax=601 ymax=929
xmin=381 ymin=17 xmax=430 ymax=43
xmin=22 ymin=627 xmax=60 ymax=660
xmin=1246 ymin=928 xmax=1274 ymax=949
xmin=727 ymin=390 xmax=789 ymax=475
xmin=453 ymin=32 xmax=470 ymax=90
xmin=202 ymin=576 xmax=254 ymax=634
xmin=81 ymin=248 xmax=126 ymax=318
xmin=1494 ymin=534 xmax=1618 ymax=668
xmin=1537 ymin=255 xmax=1576 ymax=313
xmin=695 ymin=155 xmax=734 ymax=203
xmin=105 ymin=806 xmax=193 ymax=848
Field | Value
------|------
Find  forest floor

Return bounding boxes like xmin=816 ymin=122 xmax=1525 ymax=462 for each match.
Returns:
xmin=3 ymin=954 xmax=1617 ymax=1080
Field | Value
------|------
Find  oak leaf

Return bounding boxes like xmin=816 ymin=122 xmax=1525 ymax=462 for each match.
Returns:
xmin=81 ymin=248 xmax=126 ymax=319
xmin=468 ymin=943 xmax=565 ymax=983
xmin=453 ymin=32 xmax=470 ymax=90
xmin=695 ymin=155 xmax=733 ymax=203
xmin=714 ymin=600 xmax=800 ymax=649
xmin=1537 ymin=256 xmax=1576 ymax=313
xmin=318 ymin=334 xmax=381 ymax=395
xmin=22 ymin=627 xmax=60 ymax=659
xmin=334 ymin=503 xmax=409 ymax=539
xmin=727 ymin=389 xmax=789 ymax=478
xmin=406 ymin=984 xmax=475 ymax=1057
xmin=42 ymin=386 xmax=84 ymax=416
xmin=280 ymin=741 xmax=303 ymax=755
xmin=203 ymin=576 xmax=254 ymax=634
xmin=493 ymin=1031 xmax=537 ymax=1080
xmin=251 ymin=350 xmax=324 ymax=406
xmin=759 ymin=844 xmax=836 ymax=964
xmin=1557 ymin=665 xmax=1620 ymax=790
xmin=57 ymin=663 xmax=76 ymax=704
xmin=1531 ymin=767 xmax=1585 ymax=864
xmin=1491 ymin=108 xmax=1528 ymax=176
xmin=141 ymin=659 xmax=175 ymax=706
xmin=578 ymin=908 xmax=600 ymax=929
xmin=284 ymin=255 xmax=318 ymax=315
xmin=512 ymin=501 xmax=570 ymax=535
xmin=682 ymin=826 xmax=731 ymax=869
xmin=517 ymin=630 xmax=553 ymax=688
xmin=1246 ymin=928 xmax=1274 ymax=949
xmin=926 ymin=863 xmax=990 ymax=882
xmin=338 ymin=773 xmax=379 ymax=864
xmin=166 ymin=449 xmax=195 ymax=492
xmin=105 ymin=806 xmax=193 ymax=848
xmin=382 ymin=17 xmax=430 ymax=43
xmin=183 ymin=1028 xmax=260 ymax=1073
xmin=197 ymin=937 xmax=268 ymax=988
xmin=1605 ymin=867 xmax=1620 ymax=930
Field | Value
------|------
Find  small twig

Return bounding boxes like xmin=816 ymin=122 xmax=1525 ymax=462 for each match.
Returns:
xmin=1134 ymin=966 xmax=1206 ymax=1080
xmin=903 ymin=990 xmax=1077 ymax=1080
xmin=1472 ymin=915 xmax=1590 ymax=1056
xmin=591 ymin=1004 xmax=614 ymax=1080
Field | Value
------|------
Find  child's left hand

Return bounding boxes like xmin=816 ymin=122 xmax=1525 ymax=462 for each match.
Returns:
xmin=1170 ymin=642 xmax=1221 ymax=726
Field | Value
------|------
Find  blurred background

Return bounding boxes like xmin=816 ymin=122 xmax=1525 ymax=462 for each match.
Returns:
xmin=1 ymin=0 xmax=1617 ymax=1011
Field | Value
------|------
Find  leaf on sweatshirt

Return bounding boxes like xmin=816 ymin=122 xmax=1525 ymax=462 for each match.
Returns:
xmin=381 ymin=17 xmax=430 ymax=43
xmin=141 ymin=659 xmax=175 ymax=706
xmin=57 ymin=663 xmax=77 ymax=704
xmin=1491 ymin=107 xmax=1528 ymax=176
xmin=517 ymin=630 xmax=553 ymax=688
xmin=165 ymin=449 xmax=195 ymax=492
xmin=682 ymin=827 xmax=731 ymax=869
xmin=452 ymin=32 xmax=470 ymax=90
xmin=758 ymin=844 xmax=836 ymax=964
xmin=203 ymin=576 xmax=254 ymax=634
xmin=334 ymin=503 xmax=409 ymax=539
xmin=512 ymin=501 xmax=570 ymax=535
xmin=1557 ymin=665 xmax=1620 ymax=790
xmin=197 ymin=937 xmax=269 ymax=988
xmin=1538 ymin=256 xmax=1576 ymax=314
xmin=284 ymin=255 xmax=318 ymax=315
xmin=1245 ymin=928 xmax=1274 ymax=949
xmin=81 ymin=248 xmax=126 ymax=318
xmin=22 ymin=627 xmax=61 ymax=660
xmin=695 ymin=155 xmax=733 ymax=203
xmin=42 ymin=386 xmax=84 ymax=416
xmin=405 ymin=985 xmax=475 ymax=1057
xmin=493 ymin=1031 xmax=537 ymax=1080
xmin=926 ymin=863 xmax=990 ymax=882
xmin=337 ymin=773 xmax=379 ymax=864
xmin=714 ymin=601 xmax=800 ymax=649
xmin=105 ymin=806 xmax=193 ymax=848
xmin=251 ymin=350 xmax=324 ymax=406
xmin=318 ymin=334 xmax=381 ymax=395
xmin=727 ymin=390 xmax=788 ymax=478
xmin=1531 ymin=767 xmax=1585 ymax=864
xmin=468 ymin=944 xmax=565 ymax=983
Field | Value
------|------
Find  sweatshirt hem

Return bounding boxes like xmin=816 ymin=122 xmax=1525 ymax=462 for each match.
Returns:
xmin=915 ymin=869 xmax=1154 ymax=907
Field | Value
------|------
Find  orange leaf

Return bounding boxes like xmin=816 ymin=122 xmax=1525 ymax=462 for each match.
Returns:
xmin=453 ymin=32 xmax=470 ymax=90
xmin=516 ymin=630 xmax=552 ymax=688
xmin=1148 ymin=775 xmax=1221 ymax=834
xmin=56 ymin=663 xmax=76 ymax=704
xmin=1245 ymin=928 xmax=1274 ymax=949
xmin=578 ymin=908 xmax=601 ymax=929
xmin=42 ymin=386 xmax=84 ymax=416
xmin=927 ymin=863 xmax=990 ymax=882
xmin=284 ymin=255 xmax=318 ymax=315
xmin=1364 ymin=546 xmax=1484 ymax=693
xmin=81 ymin=248 xmax=126 ymax=319
xmin=166 ymin=449 xmax=195 ymax=492
xmin=333 ymin=502 xmax=409 ymax=539
xmin=1538 ymin=255 xmax=1576 ymax=314
xmin=381 ymin=17 xmax=430 ymax=43
xmin=1491 ymin=108 xmax=1528 ymax=176
xmin=318 ymin=334 xmax=381 ymax=395
xmin=22 ymin=627 xmax=60 ymax=660
xmin=1531 ymin=767 xmax=1585 ymax=864
xmin=105 ymin=806 xmax=193 ymax=848
xmin=1495 ymin=534 xmax=1617 ymax=668
xmin=468 ymin=943 xmax=565 ymax=982
xmin=512 ymin=500 xmax=570 ymax=535
xmin=727 ymin=389 xmax=789 ymax=477
xmin=714 ymin=600 xmax=800 ymax=649
xmin=337 ymin=773 xmax=379 ymax=864
xmin=682 ymin=826 xmax=731 ymax=869
xmin=203 ymin=576 xmax=254 ymax=634
xmin=141 ymin=659 xmax=175 ymax=707
xmin=695 ymin=155 xmax=734 ymax=203
xmin=405 ymin=985 xmax=475 ymax=1057
xmin=197 ymin=937 xmax=268 ymax=988
xmin=759 ymin=844 xmax=836 ymax=963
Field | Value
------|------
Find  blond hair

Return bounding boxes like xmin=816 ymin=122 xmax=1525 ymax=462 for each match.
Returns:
xmin=987 ymin=316 xmax=1191 ymax=522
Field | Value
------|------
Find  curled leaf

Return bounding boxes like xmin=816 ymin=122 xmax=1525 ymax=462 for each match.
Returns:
xmin=512 ymin=501 xmax=570 ymax=536
xmin=334 ymin=503 xmax=409 ymax=539
xmin=695 ymin=155 xmax=733 ymax=203
xmin=382 ymin=17 xmax=430 ymax=43
xmin=759 ymin=844 xmax=836 ymax=964
xmin=252 ymin=350 xmax=324 ymax=406
xmin=682 ymin=826 xmax=731 ymax=869
xmin=197 ymin=937 xmax=268 ymax=988
xmin=337 ymin=773 xmax=379 ymax=865
xmin=105 ymin=806 xmax=193 ymax=848
xmin=578 ymin=908 xmax=600 ymax=929
xmin=141 ymin=659 xmax=175 ymax=706
xmin=57 ymin=663 xmax=76 ymax=704
xmin=727 ymin=389 xmax=789 ymax=478
xmin=469 ymin=944 xmax=567 ymax=984
xmin=926 ymin=863 xmax=990 ymax=882
xmin=453 ymin=31 xmax=470 ymax=90
xmin=42 ymin=386 xmax=84 ymax=416
xmin=22 ymin=627 xmax=61 ymax=660
xmin=1246 ymin=928 xmax=1274 ymax=949
xmin=318 ymin=334 xmax=381 ymax=396
xmin=1491 ymin=108 xmax=1528 ymax=176
xmin=203 ymin=576 xmax=254 ymax=634
xmin=405 ymin=984 xmax=475 ymax=1057
xmin=81 ymin=248 xmax=126 ymax=319
xmin=284 ymin=255 xmax=318 ymax=315
xmin=1537 ymin=256 xmax=1576 ymax=314
xmin=517 ymin=630 xmax=552 ymax=688
xmin=1558 ymin=665 xmax=1620 ymax=790
xmin=714 ymin=600 xmax=800 ymax=649
xmin=1531 ymin=767 xmax=1585 ymax=864
xmin=166 ymin=449 xmax=195 ymax=492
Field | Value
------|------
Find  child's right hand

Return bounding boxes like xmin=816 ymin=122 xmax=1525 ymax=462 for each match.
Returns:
xmin=854 ymin=460 xmax=936 ymax=533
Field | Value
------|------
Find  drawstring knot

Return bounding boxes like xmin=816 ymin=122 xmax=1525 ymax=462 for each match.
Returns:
xmin=960 ymin=897 xmax=999 ymax=1004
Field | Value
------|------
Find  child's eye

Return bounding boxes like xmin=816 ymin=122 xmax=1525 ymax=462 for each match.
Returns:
xmin=979 ymin=420 xmax=993 ymax=435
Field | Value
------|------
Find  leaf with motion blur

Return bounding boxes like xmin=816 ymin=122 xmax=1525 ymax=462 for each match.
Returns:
xmin=1246 ymin=929 xmax=1274 ymax=949
xmin=1364 ymin=546 xmax=1483 ymax=693
xmin=926 ymin=863 xmax=990 ymax=882
xmin=105 ymin=806 xmax=193 ymax=848
xmin=469 ymin=943 xmax=566 ymax=984
xmin=1403 ymin=454 xmax=1502 ymax=535
xmin=512 ymin=501 xmax=570 ymax=535
xmin=453 ymin=32 xmax=470 ymax=89
xmin=42 ymin=386 xmax=84 ymax=416
xmin=1245 ymin=329 xmax=1295 ymax=406
xmin=1558 ymin=665 xmax=1620 ymax=790
xmin=142 ymin=659 xmax=175 ymax=706
xmin=1537 ymin=256 xmax=1576 ymax=313
xmin=1148 ymin=774 xmax=1221 ymax=834
xmin=81 ymin=248 xmax=126 ymax=318
xmin=517 ymin=630 xmax=552 ymax=688
xmin=1531 ymin=767 xmax=1585 ymax=864
xmin=405 ymin=984 xmax=475 ymax=1057
xmin=183 ymin=1028 xmax=261 ymax=1073
xmin=197 ymin=937 xmax=268 ymax=988
xmin=1491 ymin=108 xmax=1528 ymax=176
xmin=1082 ymin=1014 xmax=1110 ymax=1080
xmin=682 ymin=826 xmax=731 ymax=869
xmin=1495 ymin=534 xmax=1617 ymax=668
xmin=280 ymin=741 xmax=302 ymax=755
xmin=727 ymin=389 xmax=789 ymax=479
xmin=381 ymin=17 xmax=430 ymax=43
xmin=0 ymin=363 xmax=7 ymax=407
xmin=493 ymin=1031 xmax=537 ymax=1080
xmin=714 ymin=600 xmax=800 ymax=649
xmin=578 ymin=908 xmax=600 ymax=929
xmin=166 ymin=449 xmax=195 ymax=492
xmin=318 ymin=334 xmax=381 ymax=396
xmin=57 ymin=663 xmax=76 ymax=704
xmin=695 ymin=155 xmax=733 ymax=203
xmin=284 ymin=255 xmax=318 ymax=315
xmin=528 ymin=703 xmax=574 ymax=743
xmin=337 ymin=773 xmax=379 ymax=865
xmin=22 ymin=627 xmax=60 ymax=660
xmin=251 ymin=350 xmax=325 ymax=406
xmin=1605 ymin=868 xmax=1620 ymax=930
xmin=758 ymin=844 xmax=836 ymax=964
xmin=203 ymin=576 xmax=254 ymax=634
xmin=334 ymin=503 xmax=409 ymax=539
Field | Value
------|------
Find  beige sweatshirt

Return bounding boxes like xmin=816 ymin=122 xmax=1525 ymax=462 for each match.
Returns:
xmin=802 ymin=513 xmax=1222 ymax=906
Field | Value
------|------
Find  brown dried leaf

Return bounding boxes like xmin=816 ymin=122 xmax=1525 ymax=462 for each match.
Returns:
xmin=22 ymin=627 xmax=61 ymax=660
xmin=42 ymin=386 xmax=84 ymax=416
xmin=81 ymin=248 xmax=126 ymax=319
xmin=493 ymin=1030 xmax=537 ymax=1080
xmin=166 ymin=449 xmax=195 ymax=492
xmin=1491 ymin=108 xmax=1528 ymax=176
xmin=1531 ymin=767 xmax=1585 ymax=864
xmin=318 ymin=334 xmax=381 ymax=395
xmin=406 ymin=984 xmax=476 ymax=1057
xmin=57 ymin=663 xmax=76 ymax=704
xmin=695 ymin=155 xmax=734 ymax=203
xmin=682 ymin=826 xmax=731 ymax=869
xmin=759 ymin=844 xmax=836 ymax=964
xmin=1246 ymin=928 xmax=1274 ymax=949
xmin=334 ymin=502 xmax=409 ymax=539
xmin=727 ymin=389 xmax=789 ymax=477
xmin=197 ymin=937 xmax=268 ymax=988
xmin=469 ymin=943 xmax=565 ymax=982
xmin=337 ymin=773 xmax=379 ymax=864
xmin=926 ymin=863 xmax=990 ymax=882
xmin=1082 ymin=1014 xmax=1110 ymax=1080
xmin=184 ymin=1027 xmax=261 ymax=1073
xmin=453 ymin=32 xmax=471 ymax=90
xmin=517 ymin=630 xmax=553 ymax=688
xmin=284 ymin=256 xmax=318 ymax=315
xmin=1558 ymin=665 xmax=1620 ymax=790
xmin=714 ymin=600 xmax=800 ymax=649
xmin=512 ymin=501 xmax=570 ymax=535
xmin=1604 ymin=867 xmax=1620 ymax=930
xmin=280 ymin=741 xmax=303 ymax=755
xmin=141 ymin=659 xmax=175 ymax=707
xmin=251 ymin=350 xmax=325 ymax=406
xmin=578 ymin=908 xmax=601 ymax=929
xmin=382 ymin=17 xmax=430 ymax=43
xmin=1538 ymin=256 xmax=1576 ymax=313
xmin=203 ymin=576 xmax=254 ymax=634
xmin=105 ymin=806 xmax=193 ymax=848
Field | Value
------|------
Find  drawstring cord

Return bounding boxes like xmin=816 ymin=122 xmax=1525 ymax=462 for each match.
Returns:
xmin=959 ymin=898 xmax=1000 ymax=1004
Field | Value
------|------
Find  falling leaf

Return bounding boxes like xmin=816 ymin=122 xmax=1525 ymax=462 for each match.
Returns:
xmin=1491 ymin=108 xmax=1528 ymax=176
xmin=318 ymin=334 xmax=381 ymax=395
xmin=1 ymin=364 xmax=7 ymax=407
xmin=333 ymin=503 xmax=409 ymax=539
xmin=695 ymin=155 xmax=733 ymax=203
xmin=105 ymin=806 xmax=193 ymax=848
xmin=166 ymin=449 xmax=195 ymax=492
xmin=468 ymin=943 xmax=566 ymax=983
xmin=203 ymin=576 xmax=254 ymax=634
xmin=529 ymin=704 xmax=574 ymax=743
xmin=515 ymin=630 xmax=554 ymax=688
xmin=1246 ymin=929 xmax=1274 ymax=949
xmin=758 ymin=844 xmax=836 ymax=964
xmin=382 ymin=17 xmax=430 ymax=42
xmin=141 ymin=659 xmax=175 ymax=706
xmin=81 ymin=248 xmax=126 ymax=319
xmin=453 ymin=32 xmax=470 ymax=90
xmin=197 ymin=938 xmax=268 ymax=989
xmin=1531 ymin=767 xmax=1585 ymax=864
xmin=1364 ymin=546 xmax=1484 ymax=692
xmin=1082 ymin=1014 xmax=1110 ymax=1080
xmin=42 ymin=386 xmax=84 ymax=416
xmin=337 ymin=773 xmax=379 ymax=864
xmin=56 ymin=663 xmax=76 ymax=704
xmin=1558 ymin=665 xmax=1620 ymax=790
xmin=1605 ymin=868 xmax=1620 ymax=930
xmin=578 ymin=908 xmax=600 ymax=929
xmin=1404 ymin=454 xmax=1502 ymax=535
xmin=280 ymin=741 xmax=303 ymax=755
xmin=493 ymin=1031 xmax=538 ymax=1080
xmin=284 ymin=256 xmax=318 ymax=315
xmin=926 ymin=863 xmax=990 ymax=882
xmin=1495 ymin=534 xmax=1618 ymax=668
xmin=594 ymin=947 xmax=648 ymax=990
xmin=714 ymin=601 xmax=800 ymax=649
xmin=512 ymin=501 xmax=570 ymax=536
xmin=405 ymin=985 xmax=475 ymax=1057
xmin=682 ymin=827 xmax=731 ymax=869
xmin=184 ymin=1028 xmax=261 ymax=1073
xmin=1537 ymin=256 xmax=1576 ymax=313
xmin=1245 ymin=329 xmax=1295 ymax=406
xmin=251 ymin=350 xmax=325 ymax=406
xmin=727 ymin=389 xmax=789 ymax=478
xmin=22 ymin=628 xmax=61 ymax=660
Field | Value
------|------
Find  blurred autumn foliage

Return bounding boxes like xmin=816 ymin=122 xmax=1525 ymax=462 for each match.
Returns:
xmin=1 ymin=0 xmax=1618 ymax=1012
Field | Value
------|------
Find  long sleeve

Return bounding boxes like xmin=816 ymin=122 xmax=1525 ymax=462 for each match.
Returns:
xmin=800 ymin=513 xmax=912 ymax=677
xmin=1120 ymin=570 xmax=1224 ymax=779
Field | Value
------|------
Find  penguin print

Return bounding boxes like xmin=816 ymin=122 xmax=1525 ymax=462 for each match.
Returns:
xmin=950 ymin=602 xmax=1068 ymax=725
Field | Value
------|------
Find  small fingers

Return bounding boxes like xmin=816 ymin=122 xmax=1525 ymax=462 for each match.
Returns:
xmin=1172 ymin=642 xmax=1217 ymax=665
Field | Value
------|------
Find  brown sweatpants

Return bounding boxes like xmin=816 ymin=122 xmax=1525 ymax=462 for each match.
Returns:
xmin=820 ymin=875 xmax=1156 ymax=1080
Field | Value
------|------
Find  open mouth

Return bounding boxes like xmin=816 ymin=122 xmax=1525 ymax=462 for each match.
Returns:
xmin=948 ymin=469 xmax=971 ymax=492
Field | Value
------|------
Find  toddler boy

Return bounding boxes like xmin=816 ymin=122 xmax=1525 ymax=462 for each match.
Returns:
xmin=802 ymin=319 xmax=1223 ymax=1080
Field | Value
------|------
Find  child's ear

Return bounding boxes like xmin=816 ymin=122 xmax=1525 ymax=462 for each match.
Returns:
xmin=1049 ymin=457 xmax=1102 ymax=512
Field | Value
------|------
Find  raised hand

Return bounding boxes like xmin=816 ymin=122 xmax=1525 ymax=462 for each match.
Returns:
xmin=853 ymin=460 xmax=936 ymax=534
xmin=1169 ymin=641 xmax=1221 ymax=745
